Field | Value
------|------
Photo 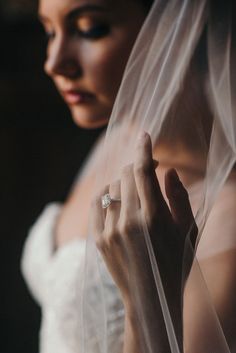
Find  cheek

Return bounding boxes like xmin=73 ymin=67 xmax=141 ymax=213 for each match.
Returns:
xmin=81 ymin=37 xmax=136 ymax=100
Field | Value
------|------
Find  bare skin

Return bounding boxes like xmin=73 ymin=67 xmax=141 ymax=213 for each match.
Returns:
xmin=38 ymin=0 xmax=148 ymax=247
xmin=92 ymin=133 xmax=236 ymax=352
xmin=39 ymin=0 xmax=147 ymax=129
xmin=38 ymin=0 xmax=236 ymax=351
xmin=92 ymin=132 xmax=197 ymax=352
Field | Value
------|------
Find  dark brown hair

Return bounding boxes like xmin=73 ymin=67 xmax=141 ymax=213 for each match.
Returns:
xmin=141 ymin=0 xmax=154 ymax=11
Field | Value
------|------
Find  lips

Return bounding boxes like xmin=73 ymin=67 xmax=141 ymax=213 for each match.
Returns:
xmin=61 ymin=89 xmax=95 ymax=105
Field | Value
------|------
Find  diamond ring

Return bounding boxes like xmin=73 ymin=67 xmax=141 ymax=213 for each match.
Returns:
xmin=101 ymin=194 xmax=121 ymax=209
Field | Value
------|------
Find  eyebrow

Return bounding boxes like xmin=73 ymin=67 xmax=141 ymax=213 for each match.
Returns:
xmin=38 ymin=4 xmax=108 ymax=24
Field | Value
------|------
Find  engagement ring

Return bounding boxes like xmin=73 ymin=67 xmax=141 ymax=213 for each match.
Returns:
xmin=101 ymin=194 xmax=121 ymax=209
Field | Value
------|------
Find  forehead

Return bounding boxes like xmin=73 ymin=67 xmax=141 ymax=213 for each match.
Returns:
xmin=39 ymin=0 xmax=132 ymax=18
xmin=39 ymin=0 xmax=101 ymax=15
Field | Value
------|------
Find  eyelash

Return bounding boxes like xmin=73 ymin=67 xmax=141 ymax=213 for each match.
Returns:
xmin=43 ymin=23 xmax=110 ymax=42
xmin=77 ymin=24 xmax=110 ymax=39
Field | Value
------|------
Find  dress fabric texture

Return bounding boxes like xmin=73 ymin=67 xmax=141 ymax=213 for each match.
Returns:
xmin=21 ymin=0 xmax=236 ymax=351
xmin=21 ymin=203 xmax=124 ymax=353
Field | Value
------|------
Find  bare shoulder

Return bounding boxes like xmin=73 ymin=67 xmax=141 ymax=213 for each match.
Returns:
xmin=197 ymin=171 xmax=236 ymax=259
xmin=184 ymin=173 xmax=236 ymax=349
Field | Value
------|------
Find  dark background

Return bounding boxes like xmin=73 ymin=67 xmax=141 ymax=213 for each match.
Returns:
xmin=0 ymin=1 xmax=101 ymax=352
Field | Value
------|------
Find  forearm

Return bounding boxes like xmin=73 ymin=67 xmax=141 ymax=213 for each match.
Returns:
xmin=123 ymin=293 xmax=179 ymax=353
xmin=123 ymin=309 xmax=143 ymax=353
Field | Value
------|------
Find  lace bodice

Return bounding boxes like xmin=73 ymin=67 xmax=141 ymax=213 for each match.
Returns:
xmin=21 ymin=203 xmax=124 ymax=353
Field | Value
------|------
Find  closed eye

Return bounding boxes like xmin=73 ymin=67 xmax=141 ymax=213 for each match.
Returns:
xmin=77 ymin=24 xmax=110 ymax=39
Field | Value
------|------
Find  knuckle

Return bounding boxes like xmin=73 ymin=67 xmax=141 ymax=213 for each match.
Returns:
xmin=118 ymin=220 xmax=128 ymax=235
xmin=118 ymin=219 xmax=138 ymax=238
xmin=106 ymin=228 xmax=121 ymax=247
xmin=134 ymin=161 xmax=150 ymax=180
xmin=121 ymin=164 xmax=133 ymax=179
xmin=95 ymin=236 xmax=106 ymax=252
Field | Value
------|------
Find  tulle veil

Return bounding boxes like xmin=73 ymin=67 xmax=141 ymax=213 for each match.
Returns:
xmin=75 ymin=0 xmax=236 ymax=352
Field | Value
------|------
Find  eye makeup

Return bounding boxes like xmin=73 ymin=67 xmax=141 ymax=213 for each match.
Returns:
xmin=75 ymin=16 xmax=110 ymax=39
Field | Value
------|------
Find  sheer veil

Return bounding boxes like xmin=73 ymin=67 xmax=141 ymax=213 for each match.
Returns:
xmin=76 ymin=0 xmax=236 ymax=352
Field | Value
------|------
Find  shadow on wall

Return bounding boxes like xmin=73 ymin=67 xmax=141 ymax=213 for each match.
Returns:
xmin=0 ymin=2 xmax=102 ymax=352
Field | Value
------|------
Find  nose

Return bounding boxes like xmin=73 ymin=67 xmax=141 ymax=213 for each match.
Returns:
xmin=44 ymin=35 xmax=81 ymax=79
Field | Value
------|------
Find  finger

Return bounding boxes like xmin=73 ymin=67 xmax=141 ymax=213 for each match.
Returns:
xmin=134 ymin=131 xmax=169 ymax=221
xmin=91 ymin=185 xmax=109 ymax=240
xmin=165 ymin=169 xmax=198 ymax=246
xmin=105 ymin=180 xmax=121 ymax=230
xmin=120 ymin=163 xmax=140 ymax=220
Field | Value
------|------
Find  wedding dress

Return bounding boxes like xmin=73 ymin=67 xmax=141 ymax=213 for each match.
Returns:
xmin=21 ymin=202 xmax=124 ymax=353
xmin=22 ymin=0 xmax=236 ymax=352
xmin=21 ymin=135 xmax=125 ymax=353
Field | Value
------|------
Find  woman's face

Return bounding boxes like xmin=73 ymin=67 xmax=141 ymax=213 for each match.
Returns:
xmin=39 ymin=0 xmax=147 ymax=129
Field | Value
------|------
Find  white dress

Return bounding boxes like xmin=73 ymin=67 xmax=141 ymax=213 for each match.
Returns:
xmin=21 ymin=203 xmax=124 ymax=353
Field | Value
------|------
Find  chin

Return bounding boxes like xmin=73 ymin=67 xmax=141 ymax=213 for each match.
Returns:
xmin=70 ymin=108 xmax=109 ymax=130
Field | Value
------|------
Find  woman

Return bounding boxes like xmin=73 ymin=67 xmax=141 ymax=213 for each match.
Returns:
xmin=22 ymin=1 xmax=155 ymax=352
xmin=22 ymin=0 xmax=236 ymax=352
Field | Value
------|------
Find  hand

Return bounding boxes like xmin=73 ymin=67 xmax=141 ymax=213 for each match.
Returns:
xmin=91 ymin=132 xmax=197 ymax=350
